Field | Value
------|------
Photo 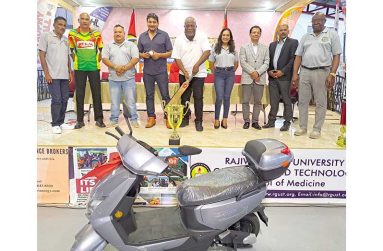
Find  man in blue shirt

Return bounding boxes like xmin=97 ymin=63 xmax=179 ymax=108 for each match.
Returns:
xmin=137 ymin=13 xmax=173 ymax=128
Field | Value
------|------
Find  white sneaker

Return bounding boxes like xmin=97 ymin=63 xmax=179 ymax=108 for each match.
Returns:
xmin=309 ymin=131 xmax=321 ymax=139
xmin=108 ymin=121 xmax=118 ymax=127
xmin=131 ymin=120 xmax=140 ymax=128
xmin=294 ymin=128 xmax=307 ymax=136
xmin=52 ymin=126 xmax=62 ymax=134
xmin=60 ymin=123 xmax=75 ymax=130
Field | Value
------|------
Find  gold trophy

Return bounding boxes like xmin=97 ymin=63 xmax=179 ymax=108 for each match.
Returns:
xmin=163 ymin=77 xmax=192 ymax=145
xmin=164 ymin=102 xmax=189 ymax=145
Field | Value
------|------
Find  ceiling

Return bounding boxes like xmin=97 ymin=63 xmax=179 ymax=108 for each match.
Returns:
xmin=62 ymin=0 xmax=314 ymax=12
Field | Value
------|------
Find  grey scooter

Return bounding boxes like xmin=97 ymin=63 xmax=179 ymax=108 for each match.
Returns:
xmin=71 ymin=106 xmax=294 ymax=251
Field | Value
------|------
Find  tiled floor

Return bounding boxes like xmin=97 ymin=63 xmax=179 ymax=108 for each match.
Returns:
xmin=37 ymin=205 xmax=345 ymax=251
xmin=37 ymin=99 xmax=344 ymax=149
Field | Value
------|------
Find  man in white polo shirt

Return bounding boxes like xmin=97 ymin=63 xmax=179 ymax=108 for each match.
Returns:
xmin=38 ymin=16 xmax=74 ymax=134
xmin=171 ymin=16 xmax=211 ymax=132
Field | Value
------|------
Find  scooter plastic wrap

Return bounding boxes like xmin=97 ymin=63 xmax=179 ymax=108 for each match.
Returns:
xmin=177 ymin=166 xmax=259 ymax=206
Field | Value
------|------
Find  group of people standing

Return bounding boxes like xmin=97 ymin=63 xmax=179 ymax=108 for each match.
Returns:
xmin=39 ymin=11 xmax=341 ymax=139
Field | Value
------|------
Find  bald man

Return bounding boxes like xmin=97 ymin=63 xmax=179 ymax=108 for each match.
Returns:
xmin=171 ymin=17 xmax=211 ymax=132
xmin=69 ymin=12 xmax=105 ymax=129
xmin=292 ymin=13 xmax=341 ymax=139
xmin=264 ymin=24 xmax=298 ymax=132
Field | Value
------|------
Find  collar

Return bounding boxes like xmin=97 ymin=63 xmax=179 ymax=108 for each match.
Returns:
xmin=144 ymin=29 xmax=162 ymax=37
xmin=50 ymin=31 xmax=64 ymax=40
xmin=277 ymin=37 xmax=287 ymax=43
xmin=77 ymin=26 xmax=92 ymax=34
xmin=310 ymin=27 xmax=328 ymax=36
xmin=251 ymin=42 xmax=259 ymax=47
xmin=113 ymin=40 xmax=126 ymax=46
xmin=183 ymin=32 xmax=197 ymax=42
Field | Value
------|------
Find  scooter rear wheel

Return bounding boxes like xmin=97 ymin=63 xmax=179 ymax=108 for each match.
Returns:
xmin=230 ymin=213 xmax=260 ymax=236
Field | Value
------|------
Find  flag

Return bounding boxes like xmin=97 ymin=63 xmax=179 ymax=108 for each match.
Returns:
xmin=222 ymin=9 xmax=228 ymax=29
xmin=127 ymin=9 xmax=136 ymax=39
xmin=334 ymin=0 xmax=339 ymax=31
xmin=273 ymin=6 xmax=304 ymax=41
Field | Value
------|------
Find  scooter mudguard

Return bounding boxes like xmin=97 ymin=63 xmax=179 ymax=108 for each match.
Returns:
xmin=71 ymin=223 xmax=107 ymax=251
xmin=255 ymin=205 xmax=269 ymax=226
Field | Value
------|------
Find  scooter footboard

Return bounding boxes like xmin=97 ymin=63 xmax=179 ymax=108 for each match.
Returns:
xmin=71 ymin=223 xmax=107 ymax=251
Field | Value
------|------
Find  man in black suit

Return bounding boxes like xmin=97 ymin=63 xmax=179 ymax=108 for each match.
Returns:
xmin=263 ymin=24 xmax=298 ymax=131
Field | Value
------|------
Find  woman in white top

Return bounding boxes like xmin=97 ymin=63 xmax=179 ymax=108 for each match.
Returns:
xmin=209 ymin=28 xmax=239 ymax=129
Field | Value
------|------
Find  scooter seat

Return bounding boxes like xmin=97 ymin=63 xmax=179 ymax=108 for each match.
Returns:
xmin=177 ymin=166 xmax=259 ymax=206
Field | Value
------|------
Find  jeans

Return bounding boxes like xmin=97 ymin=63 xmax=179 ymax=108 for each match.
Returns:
xmin=74 ymin=70 xmax=103 ymax=122
xmin=214 ymin=68 xmax=235 ymax=120
xmin=48 ymin=79 xmax=69 ymax=126
xmin=109 ymin=79 xmax=138 ymax=122
xmin=143 ymin=72 xmax=170 ymax=118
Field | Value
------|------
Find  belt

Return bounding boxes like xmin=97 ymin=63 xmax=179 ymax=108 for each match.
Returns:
xmin=301 ymin=65 xmax=330 ymax=70
xmin=215 ymin=66 xmax=234 ymax=71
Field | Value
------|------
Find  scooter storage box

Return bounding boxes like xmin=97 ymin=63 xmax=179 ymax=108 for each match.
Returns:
xmin=242 ymin=139 xmax=293 ymax=181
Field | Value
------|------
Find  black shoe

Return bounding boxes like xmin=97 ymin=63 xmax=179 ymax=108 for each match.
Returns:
xmin=252 ymin=122 xmax=262 ymax=130
xmin=95 ymin=120 xmax=106 ymax=128
xmin=262 ymin=122 xmax=275 ymax=128
xmin=195 ymin=121 xmax=203 ymax=132
xmin=243 ymin=122 xmax=250 ymax=129
xmin=280 ymin=121 xmax=291 ymax=131
xmin=74 ymin=121 xmax=85 ymax=129
xmin=180 ymin=118 xmax=189 ymax=127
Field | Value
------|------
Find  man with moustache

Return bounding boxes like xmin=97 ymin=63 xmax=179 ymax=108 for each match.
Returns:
xmin=264 ymin=24 xmax=298 ymax=131
xmin=292 ymin=13 xmax=341 ymax=139
xmin=137 ymin=13 xmax=173 ymax=128
xmin=38 ymin=16 xmax=74 ymax=134
xmin=102 ymin=25 xmax=140 ymax=128
xmin=69 ymin=12 xmax=105 ymax=129
xmin=171 ymin=16 xmax=211 ymax=132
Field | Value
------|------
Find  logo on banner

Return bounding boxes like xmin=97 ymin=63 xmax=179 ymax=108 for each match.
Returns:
xmin=77 ymin=41 xmax=95 ymax=49
xmin=190 ymin=163 xmax=210 ymax=178
xmin=76 ymin=178 xmax=97 ymax=193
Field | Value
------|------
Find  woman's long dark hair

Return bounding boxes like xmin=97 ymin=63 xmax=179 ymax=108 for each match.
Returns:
xmin=214 ymin=28 xmax=235 ymax=55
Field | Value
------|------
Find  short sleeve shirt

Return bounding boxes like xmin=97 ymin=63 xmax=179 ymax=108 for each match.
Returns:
xmin=137 ymin=29 xmax=173 ymax=75
xmin=38 ymin=31 xmax=70 ymax=79
xmin=171 ymin=32 xmax=211 ymax=78
xmin=68 ymin=27 xmax=104 ymax=71
xmin=295 ymin=27 xmax=342 ymax=68
xmin=102 ymin=40 xmax=139 ymax=81
xmin=208 ymin=46 xmax=238 ymax=68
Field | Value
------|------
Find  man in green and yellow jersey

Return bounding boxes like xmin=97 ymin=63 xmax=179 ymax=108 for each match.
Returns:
xmin=69 ymin=12 xmax=105 ymax=128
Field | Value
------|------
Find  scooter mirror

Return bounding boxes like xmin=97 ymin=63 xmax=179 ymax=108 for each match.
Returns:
xmin=178 ymin=145 xmax=202 ymax=156
xmin=122 ymin=101 xmax=133 ymax=136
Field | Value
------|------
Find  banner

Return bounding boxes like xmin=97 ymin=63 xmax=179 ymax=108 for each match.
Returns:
xmin=273 ymin=6 xmax=304 ymax=41
xmin=37 ymin=146 xmax=69 ymax=204
xmin=189 ymin=148 xmax=346 ymax=204
xmin=37 ymin=0 xmax=58 ymax=47
xmin=69 ymin=147 xmax=188 ymax=207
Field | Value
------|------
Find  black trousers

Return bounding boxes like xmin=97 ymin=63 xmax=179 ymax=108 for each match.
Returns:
xmin=74 ymin=70 xmax=103 ymax=122
xmin=179 ymin=74 xmax=205 ymax=122
xmin=268 ymin=78 xmax=293 ymax=123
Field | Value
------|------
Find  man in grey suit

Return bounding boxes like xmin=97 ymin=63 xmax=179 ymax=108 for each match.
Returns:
xmin=239 ymin=25 xmax=270 ymax=130
xmin=264 ymin=24 xmax=298 ymax=131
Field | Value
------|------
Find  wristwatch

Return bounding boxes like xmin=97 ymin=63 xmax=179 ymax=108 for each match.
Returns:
xmin=329 ymin=72 xmax=336 ymax=77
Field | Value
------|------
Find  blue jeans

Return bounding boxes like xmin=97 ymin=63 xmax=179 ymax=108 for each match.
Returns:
xmin=48 ymin=79 xmax=69 ymax=126
xmin=214 ymin=68 xmax=235 ymax=119
xmin=109 ymin=79 xmax=138 ymax=122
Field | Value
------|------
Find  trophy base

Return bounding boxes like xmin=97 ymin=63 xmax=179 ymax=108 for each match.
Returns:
xmin=169 ymin=138 xmax=181 ymax=145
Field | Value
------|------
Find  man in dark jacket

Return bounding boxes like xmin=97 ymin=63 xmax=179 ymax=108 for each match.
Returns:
xmin=264 ymin=24 xmax=298 ymax=131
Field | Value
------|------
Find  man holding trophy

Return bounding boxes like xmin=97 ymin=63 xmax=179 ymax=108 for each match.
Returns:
xmin=171 ymin=16 xmax=211 ymax=132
